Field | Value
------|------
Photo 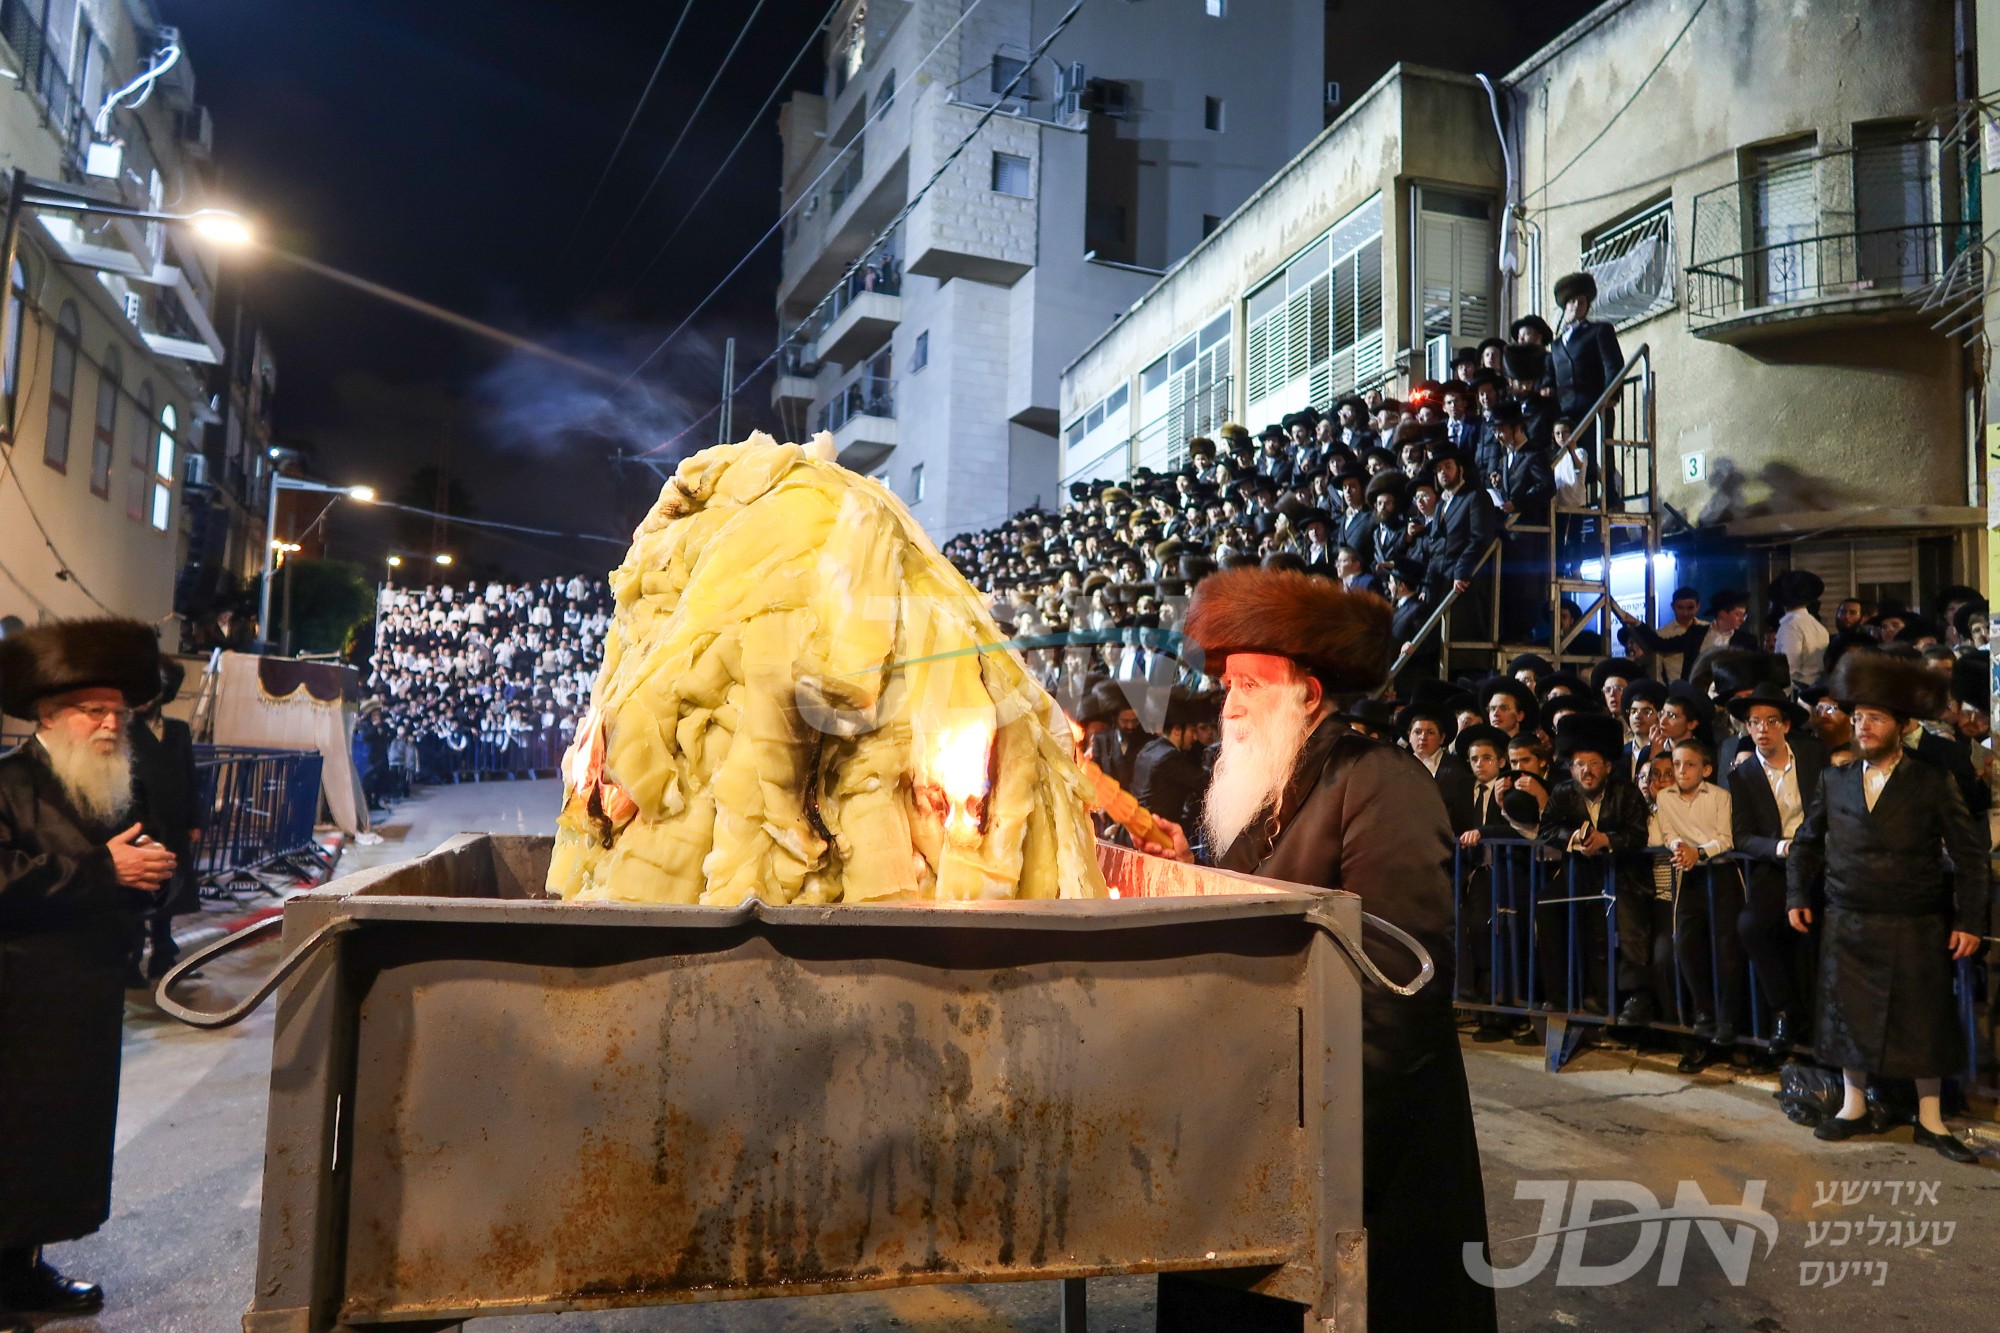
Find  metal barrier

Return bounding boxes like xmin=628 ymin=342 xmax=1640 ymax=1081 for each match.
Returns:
xmin=1451 ymin=839 xmax=1998 ymax=1098
xmin=416 ymin=728 xmax=570 ymax=783
xmin=193 ymin=745 xmax=334 ymax=893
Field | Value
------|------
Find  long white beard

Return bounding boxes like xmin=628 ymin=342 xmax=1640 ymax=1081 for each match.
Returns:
xmin=39 ymin=727 xmax=135 ymax=827
xmin=1202 ymin=684 xmax=1319 ymax=854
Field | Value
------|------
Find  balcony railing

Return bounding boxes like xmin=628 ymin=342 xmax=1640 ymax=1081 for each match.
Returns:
xmin=0 ymin=0 xmax=88 ymax=175
xmin=1686 ymin=136 xmax=1975 ymax=331
xmin=798 ymin=249 xmax=902 ymax=346
xmin=816 ymin=375 xmax=895 ymax=435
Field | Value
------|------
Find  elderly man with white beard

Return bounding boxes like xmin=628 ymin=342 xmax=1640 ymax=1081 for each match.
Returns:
xmin=0 ymin=619 xmax=175 ymax=1332
xmin=1175 ymin=567 xmax=1495 ymax=1333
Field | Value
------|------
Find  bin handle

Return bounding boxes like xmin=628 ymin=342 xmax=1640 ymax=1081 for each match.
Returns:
xmin=154 ymin=914 xmax=361 ymax=1030
xmin=1308 ymin=905 xmax=1436 ymax=998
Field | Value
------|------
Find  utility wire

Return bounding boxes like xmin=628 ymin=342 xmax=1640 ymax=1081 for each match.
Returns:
xmin=366 ymin=497 xmax=630 ymax=547
xmin=621 ymin=0 xmax=1003 ymax=389
xmin=1522 ymin=0 xmax=1713 ymax=204
xmin=630 ymin=0 xmax=845 ymax=286
xmin=556 ymin=0 xmax=700 ymax=263
xmin=594 ymin=0 xmax=772 ymax=269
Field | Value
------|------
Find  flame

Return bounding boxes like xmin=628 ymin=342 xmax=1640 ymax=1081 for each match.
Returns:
xmin=924 ymin=720 xmax=993 ymax=843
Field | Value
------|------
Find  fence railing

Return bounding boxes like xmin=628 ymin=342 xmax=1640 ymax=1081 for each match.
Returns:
xmin=1451 ymin=838 xmax=1997 ymax=1099
xmin=192 ymin=745 xmax=327 ymax=888
xmin=410 ymin=728 xmax=570 ymax=783
xmin=816 ymin=374 xmax=895 ymax=435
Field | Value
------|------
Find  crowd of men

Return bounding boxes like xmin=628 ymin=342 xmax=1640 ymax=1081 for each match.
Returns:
xmin=947 ymin=271 xmax=1635 ymax=671
xmin=361 ymin=576 xmax=609 ymax=788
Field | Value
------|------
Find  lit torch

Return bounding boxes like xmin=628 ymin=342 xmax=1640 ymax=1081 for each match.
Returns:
xmin=1066 ymin=714 xmax=1191 ymax=862
xmin=918 ymin=718 xmax=998 ymax=899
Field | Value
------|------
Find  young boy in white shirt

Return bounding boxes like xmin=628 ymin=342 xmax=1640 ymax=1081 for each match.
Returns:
xmin=1648 ymin=737 xmax=1742 ymax=1066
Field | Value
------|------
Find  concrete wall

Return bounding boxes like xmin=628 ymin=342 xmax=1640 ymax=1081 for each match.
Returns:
xmin=1508 ymin=0 xmax=1968 ymax=529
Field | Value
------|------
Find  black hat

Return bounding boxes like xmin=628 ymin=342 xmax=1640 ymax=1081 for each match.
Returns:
xmin=1621 ymin=678 xmax=1669 ymax=712
xmin=1768 ymin=569 xmax=1825 ymax=611
xmin=1486 ymin=400 xmax=1526 ymax=429
xmin=1589 ymin=658 xmax=1641 ymax=692
xmin=1703 ymin=648 xmax=1786 ymax=700
xmin=1453 ymin=722 xmax=1511 ymax=761
xmin=1388 ymin=556 xmax=1427 ymax=589
xmin=0 ymin=618 xmax=161 ymax=720
xmin=1724 ymin=682 xmax=1807 ymax=728
xmin=1554 ymin=271 xmax=1598 ymax=307
xmin=1410 ymin=676 xmax=1475 ymax=716
xmin=1509 ymin=314 xmax=1555 ymax=343
xmin=1258 ymin=422 xmax=1288 ymax=443
xmin=1395 ymin=698 xmax=1459 ymax=747
xmin=1341 ymin=696 xmax=1400 ymax=735
xmin=1553 ymin=711 xmax=1626 ymax=763
xmin=1953 ymin=651 xmax=1989 ymax=712
xmin=1506 ymin=652 xmax=1554 ymax=681
xmin=1500 ymin=343 xmax=1547 ymax=384
xmin=1827 ymin=647 xmax=1945 ymax=720
xmin=1539 ymin=669 xmax=1590 ymax=700
xmin=1665 ymin=680 xmax=1715 ymax=727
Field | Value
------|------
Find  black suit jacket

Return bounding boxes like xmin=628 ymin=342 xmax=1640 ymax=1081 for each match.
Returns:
xmin=1391 ymin=593 xmax=1439 ymax=679
xmin=1426 ymin=485 xmax=1501 ymax=589
xmin=1550 ymin=319 xmax=1625 ymax=419
xmin=1909 ymin=728 xmax=1990 ymax=818
xmin=1130 ymin=736 xmax=1205 ymax=833
xmin=1497 ymin=446 xmax=1555 ymax=525
xmin=1338 ymin=508 xmax=1377 ymax=556
xmin=1788 ymin=751 xmax=1988 ymax=929
xmin=1727 ymin=742 xmax=1826 ymax=863
xmin=1618 ymin=621 xmax=1759 ymax=679
xmin=1432 ymin=753 xmax=1477 ymax=834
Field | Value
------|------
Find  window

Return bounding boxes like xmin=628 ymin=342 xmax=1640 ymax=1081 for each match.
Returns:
xmin=872 ymin=70 xmax=895 ymax=116
xmin=89 ymin=345 xmax=119 ymax=498
xmin=127 ymin=381 xmax=151 ymax=521
xmin=991 ymin=54 xmax=1027 ymax=98
xmin=2 ymin=258 xmax=22 ymax=402
xmin=909 ymin=462 xmax=925 ymax=502
xmin=1578 ymin=198 xmax=1678 ymax=327
xmin=1063 ymin=384 xmax=1134 ymax=482
xmin=1202 ymin=213 xmax=1222 ymax=238
xmin=1744 ymin=135 xmax=1819 ymax=306
xmin=1243 ymin=194 xmax=1384 ymax=427
xmin=910 ymin=330 xmax=928 ymax=372
xmin=1206 ymin=0 xmax=1227 ymax=15
xmin=832 ymin=2 xmax=867 ymax=96
xmin=44 ymin=300 xmax=79 ymax=472
xmin=1854 ymin=122 xmax=1937 ymax=288
xmin=991 ymin=151 xmax=1031 ymax=197
xmin=1143 ymin=313 xmax=1231 ymax=472
xmin=151 ymin=402 xmax=176 ymax=531
xmin=1204 ymin=97 xmax=1225 ymax=132
xmin=1415 ymin=187 xmax=1495 ymax=348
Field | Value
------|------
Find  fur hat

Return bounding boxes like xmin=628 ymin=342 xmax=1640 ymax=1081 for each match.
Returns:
xmin=1184 ymin=566 xmax=1392 ymax=692
xmin=1553 ymin=271 xmax=1598 ymax=307
xmin=1501 ymin=342 xmax=1548 ymax=384
xmin=1953 ymin=651 xmax=1989 ymax=712
xmin=1828 ymin=648 xmax=1944 ymax=720
xmin=1553 ymin=711 xmax=1626 ymax=763
xmin=0 ymin=618 xmax=161 ymax=720
xmin=1188 ymin=435 xmax=1218 ymax=458
xmin=1363 ymin=472 xmax=1406 ymax=506
xmin=1218 ymin=422 xmax=1251 ymax=445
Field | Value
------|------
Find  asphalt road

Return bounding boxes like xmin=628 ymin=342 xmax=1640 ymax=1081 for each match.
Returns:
xmin=30 ymin=780 xmax=2000 ymax=1331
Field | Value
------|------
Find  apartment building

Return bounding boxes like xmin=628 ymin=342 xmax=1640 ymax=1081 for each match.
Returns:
xmin=1061 ymin=0 xmax=1981 ymax=613
xmin=772 ymin=0 xmax=1327 ymax=539
xmin=0 ymin=0 xmax=243 ymax=639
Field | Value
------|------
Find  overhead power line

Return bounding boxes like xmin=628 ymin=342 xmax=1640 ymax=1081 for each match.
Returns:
xmin=557 ymin=0 xmax=701 ymax=263
xmin=595 ymin=0 xmax=773 ymax=270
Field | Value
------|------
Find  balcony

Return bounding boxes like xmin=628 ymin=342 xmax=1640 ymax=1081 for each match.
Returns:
xmin=806 ymin=255 xmax=902 ymax=365
xmin=771 ymin=344 xmax=821 ymax=410
xmin=816 ymin=374 xmax=896 ymax=473
xmin=1686 ymin=138 xmax=1974 ymax=344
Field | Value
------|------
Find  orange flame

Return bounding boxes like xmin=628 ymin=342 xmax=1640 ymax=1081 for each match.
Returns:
xmin=923 ymin=720 xmax=993 ymax=843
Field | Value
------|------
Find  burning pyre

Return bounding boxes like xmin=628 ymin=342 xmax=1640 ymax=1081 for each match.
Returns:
xmin=547 ymin=433 xmax=1108 ymax=904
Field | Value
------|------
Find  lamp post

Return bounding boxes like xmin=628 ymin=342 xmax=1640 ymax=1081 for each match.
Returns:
xmin=0 ymin=168 xmax=251 ymax=438
xmin=259 ymin=474 xmax=376 ymax=653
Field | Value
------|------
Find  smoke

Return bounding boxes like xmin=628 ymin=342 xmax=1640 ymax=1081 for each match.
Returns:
xmin=472 ymin=321 xmax=724 ymax=464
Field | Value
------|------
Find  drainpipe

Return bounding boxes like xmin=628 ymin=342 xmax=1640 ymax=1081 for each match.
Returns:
xmin=1476 ymin=74 xmax=1519 ymax=328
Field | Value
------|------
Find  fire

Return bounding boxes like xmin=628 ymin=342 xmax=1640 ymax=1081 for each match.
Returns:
xmin=922 ymin=719 xmax=993 ymax=844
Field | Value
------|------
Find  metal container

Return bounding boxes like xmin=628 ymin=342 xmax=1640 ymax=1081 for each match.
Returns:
xmin=220 ymin=835 xmax=1409 ymax=1332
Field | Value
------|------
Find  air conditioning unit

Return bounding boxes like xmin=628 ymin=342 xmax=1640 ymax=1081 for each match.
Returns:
xmin=1056 ymin=61 xmax=1086 ymax=121
xmin=176 ymin=105 xmax=213 ymax=160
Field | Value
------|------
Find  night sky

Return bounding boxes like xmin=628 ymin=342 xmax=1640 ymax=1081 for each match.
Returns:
xmin=162 ymin=0 xmax=833 ymax=579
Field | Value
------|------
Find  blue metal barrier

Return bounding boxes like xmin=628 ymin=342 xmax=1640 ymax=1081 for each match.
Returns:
xmin=1454 ymin=839 xmax=1998 ymax=1096
xmin=416 ymin=728 xmax=570 ymax=783
xmin=193 ymin=745 xmax=333 ymax=891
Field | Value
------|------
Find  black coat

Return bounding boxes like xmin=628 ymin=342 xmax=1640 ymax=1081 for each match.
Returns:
xmin=0 ymin=742 xmax=137 ymax=1247
xmin=129 ymin=716 xmax=203 ymax=917
xmin=1217 ymin=721 xmax=1495 ymax=1333
xmin=1129 ymin=736 xmax=1205 ymax=834
xmin=1431 ymin=752 xmax=1477 ymax=834
xmin=1496 ymin=445 xmax=1556 ymax=525
xmin=1536 ymin=776 xmax=1652 ymax=893
xmin=1391 ymin=593 xmax=1440 ymax=681
xmin=1337 ymin=507 xmax=1377 ymax=558
xmin=1787 ymin=753 xmax=1991 ymax=1077
xmin=1727 ymin=743 xmax=1825 ymax=863
xmin=1550 ymin=319 xmax=1625 ymax=419
xmin=1619 ymin=621 xmax=1758 ymax=679
xmin=1425 ymin=484 xmax=1501 ymax=591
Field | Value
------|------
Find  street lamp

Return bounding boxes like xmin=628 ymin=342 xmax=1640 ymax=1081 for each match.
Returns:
xmin=434 ymin=553 xmax=454 ymax=567
xmin=259 ymin=472 xmax=377 ymax=652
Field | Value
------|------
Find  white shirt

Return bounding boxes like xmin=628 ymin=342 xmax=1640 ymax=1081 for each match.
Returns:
xmin=1775 ymin=607 xmax=1830 ymax=688
xmin=1649 ymin=781 xmax=1733 ymax=858
xmin=1417 ymin=749 xmax=1443 ymax=776
xmin=1755 ymin=745 xmax=1805 ymax=844
xmin=1553 ymin=446 xmax=1588 ymax=509
xmin=1862 ymin=751 xmax=1900 ymax=812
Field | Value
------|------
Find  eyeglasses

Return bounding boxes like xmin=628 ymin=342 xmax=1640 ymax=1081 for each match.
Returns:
xmin=62 ymin=702 xmax=133 ymax=725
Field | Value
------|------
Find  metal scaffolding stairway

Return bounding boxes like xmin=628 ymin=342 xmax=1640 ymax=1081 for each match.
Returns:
xmin=1384 ymin=344 xmax=1659 ymax=690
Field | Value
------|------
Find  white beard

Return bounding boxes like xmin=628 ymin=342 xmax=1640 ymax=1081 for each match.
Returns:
xmin=1202 ymin=683 xmax=1320 ymax=854
xmin=39 ymin=727 xmax=135 ymax=827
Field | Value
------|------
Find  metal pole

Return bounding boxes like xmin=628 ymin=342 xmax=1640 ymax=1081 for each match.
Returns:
xmin=0 ymin=168 xmax=25 ymax=443
xmin=281 ymin=553 xmax=293 ymax=657
xmin=718 ymin=336 xmax=736 ymax=444
xmin=258 ymin=469 xmax=281 ymax=649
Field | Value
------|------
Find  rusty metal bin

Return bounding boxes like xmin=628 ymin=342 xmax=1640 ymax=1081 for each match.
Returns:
xmin=208 ymin=835 xmax=1412 ymax=1332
